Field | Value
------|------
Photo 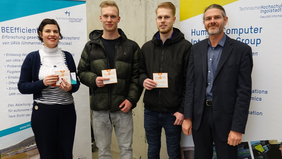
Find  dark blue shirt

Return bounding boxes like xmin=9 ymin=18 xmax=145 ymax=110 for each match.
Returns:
xmin=206 ymin=34 xmax=226 ymax=100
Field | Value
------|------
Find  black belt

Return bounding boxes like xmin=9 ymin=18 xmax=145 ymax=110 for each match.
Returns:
xmin=205 ymin=100 xmax=212 ymax=106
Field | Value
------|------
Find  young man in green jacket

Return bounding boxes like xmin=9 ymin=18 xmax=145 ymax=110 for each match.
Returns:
xmin=78 ymin=1 xmax=142 ymax=158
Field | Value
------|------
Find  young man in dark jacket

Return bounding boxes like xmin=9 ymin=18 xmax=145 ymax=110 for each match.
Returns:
xmin=139 ymin=2 xmax=191 ymax=159
xmin=77 ymin=1 xmax=142 ymax=158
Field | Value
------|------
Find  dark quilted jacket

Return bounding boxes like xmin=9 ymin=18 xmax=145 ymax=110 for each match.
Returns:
xmin=78 ymin=29 xmax=142 ymax=112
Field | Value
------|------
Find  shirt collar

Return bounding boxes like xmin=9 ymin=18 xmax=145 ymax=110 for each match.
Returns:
xmin=208 ymin=34 xmax=226 ymax=48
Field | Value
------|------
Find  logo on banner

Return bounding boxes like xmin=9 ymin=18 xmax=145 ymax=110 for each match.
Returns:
xmin=65 ymin=11 xmax=71 ymax=16
xmin=56 ymin=10 xmax=83 ymax=23
xmin=239 ymin=3 xmax=282 ymax=19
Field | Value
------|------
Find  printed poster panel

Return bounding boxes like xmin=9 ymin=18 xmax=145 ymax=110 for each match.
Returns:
xmin=0 ymin=0 xmax=91 ymax=159
xmin=180 ymin=0 xmax=282 ymax=158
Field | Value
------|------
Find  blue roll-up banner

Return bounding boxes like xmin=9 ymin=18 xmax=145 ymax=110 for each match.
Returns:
xmin=0 ymin=0 xmax=91 ymax=158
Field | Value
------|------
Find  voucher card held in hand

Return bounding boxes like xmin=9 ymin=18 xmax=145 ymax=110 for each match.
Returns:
xmin=153 ymin=73 xmax=168 ymax=88
xmin=55 ymin=70 xmax=71 ymax=86
xmin=101 ymin=69 xmax=117 ymax=85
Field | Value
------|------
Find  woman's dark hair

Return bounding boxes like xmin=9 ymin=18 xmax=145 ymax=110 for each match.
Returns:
xmin=37 ymin=18 xmax=63 ymax=42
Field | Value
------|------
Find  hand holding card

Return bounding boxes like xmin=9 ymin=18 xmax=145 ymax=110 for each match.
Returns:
xmin=153 ymin=73 xmax=168 ymax=88
xmin=101 ymin=69 xmax=118 ymax=85
xmin=54 ymin=70 xmax=71 ymax=86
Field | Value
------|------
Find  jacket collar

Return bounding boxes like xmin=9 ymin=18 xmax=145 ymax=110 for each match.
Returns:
xmin=89 ymin=28 xmax=127 ymax=45
xmin=152 ymin=27 xmax=184 ymax=46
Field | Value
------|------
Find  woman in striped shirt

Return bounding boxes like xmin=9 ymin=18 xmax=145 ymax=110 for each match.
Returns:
xmin=18 ymin=18 xmax=80 ymax=159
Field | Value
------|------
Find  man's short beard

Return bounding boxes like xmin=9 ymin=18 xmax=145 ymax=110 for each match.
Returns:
xmin=159 ymin=27 xmax=172 ymax=34
xmin=208 ymin=29 xmax=220 ymax=35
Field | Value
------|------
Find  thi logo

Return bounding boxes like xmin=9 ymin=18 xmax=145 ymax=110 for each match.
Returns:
xmin=65 ymin=11 xmax=70 ymax=16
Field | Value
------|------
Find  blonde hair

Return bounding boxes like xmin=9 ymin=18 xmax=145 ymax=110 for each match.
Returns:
xmin=99 ymin=1 xmax=119 ymax=16
xmin=155 ymin=2 xmax=176 ymax=16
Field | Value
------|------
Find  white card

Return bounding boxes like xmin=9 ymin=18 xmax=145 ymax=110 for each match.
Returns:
xmin=54 ymin=70 xmax=71 ymax=86
xmin=101 ymin=69 xmax=118 ymax=85
xmin=153 ymin=73 xmax=168 ymax=88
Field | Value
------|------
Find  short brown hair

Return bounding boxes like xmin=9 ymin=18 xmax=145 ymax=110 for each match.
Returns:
xmin=99 ymin=1 xmax=119 ymax=16
xmin=155 ymin=2 xmax=176 ymax=16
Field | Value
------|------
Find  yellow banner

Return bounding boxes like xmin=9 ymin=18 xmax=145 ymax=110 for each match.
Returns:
xmin=180 ymin=0 xmax=238 ymax=21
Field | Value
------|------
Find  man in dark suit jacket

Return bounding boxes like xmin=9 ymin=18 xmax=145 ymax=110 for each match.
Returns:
xmin=182 ymin=4 xmax=253 ymax=159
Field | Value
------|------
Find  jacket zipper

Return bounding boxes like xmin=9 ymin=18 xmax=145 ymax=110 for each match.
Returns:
xmin=108 ymin=42 xmax=119 ymax=111
xmin=158 ymin=45 xmax=165 ymax=111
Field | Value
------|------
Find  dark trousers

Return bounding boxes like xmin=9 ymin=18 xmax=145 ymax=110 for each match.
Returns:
xmin=144 ymin=109 xmax=181 ymax=159
xmin=192 ymin=106 xmax=238 ymax=159
xmin=31 ymin=102 xmax=76 ymax=159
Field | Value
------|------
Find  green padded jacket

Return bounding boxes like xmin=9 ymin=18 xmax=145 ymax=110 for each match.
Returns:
xmin=78 ymin=29 xmax=142 ymax=112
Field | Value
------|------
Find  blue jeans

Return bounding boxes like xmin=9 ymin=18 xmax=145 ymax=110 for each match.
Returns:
xmin=144 ymin=109 xmax=181 ymax=159
xmin=92 ymin=110 xmax=133 ymax=159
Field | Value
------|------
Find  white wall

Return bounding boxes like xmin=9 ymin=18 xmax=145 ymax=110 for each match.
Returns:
xmin=86 ymin=0 xmax=179 ymax=158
